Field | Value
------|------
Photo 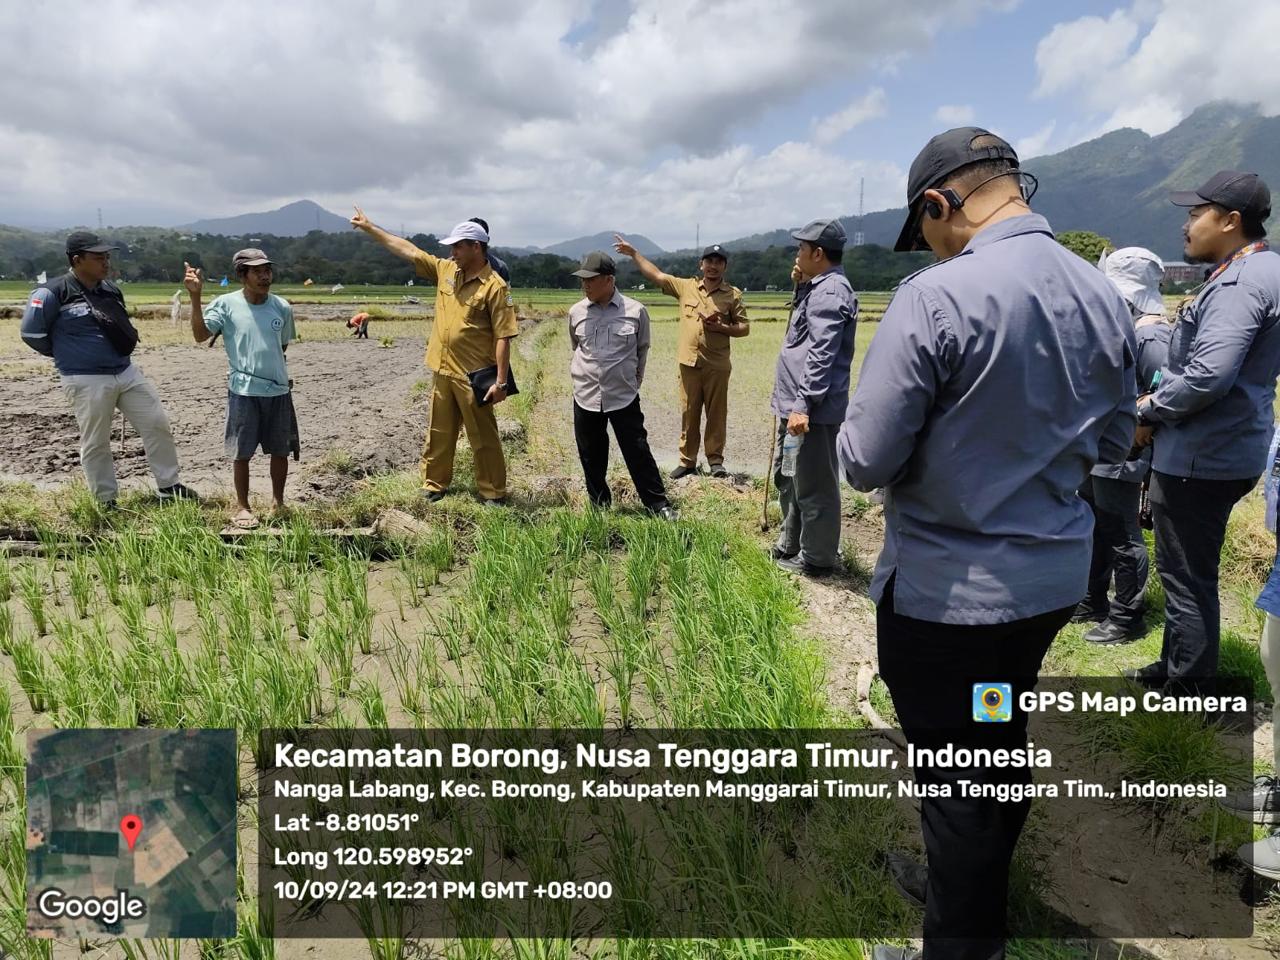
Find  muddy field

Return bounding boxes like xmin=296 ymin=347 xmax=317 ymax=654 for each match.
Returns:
xmin=0 ymin=337 xmax=432 ymax=501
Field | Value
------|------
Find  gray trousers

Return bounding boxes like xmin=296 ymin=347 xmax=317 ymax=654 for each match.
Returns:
xmin=773 ymin=419 xmax=841 ymax=568
xmin=61 ymin=365 xmax=181 ymax=501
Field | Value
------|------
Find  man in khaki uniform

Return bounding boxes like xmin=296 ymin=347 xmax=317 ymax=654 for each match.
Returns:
xmin=351 ymin=208 xmax=518 ymax=504
xmin=613 ymin=236 xmax=749 ymax=478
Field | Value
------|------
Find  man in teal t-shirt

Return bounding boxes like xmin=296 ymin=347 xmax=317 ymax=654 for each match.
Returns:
xmin=185 ymin=248 xmax=298 ymax=528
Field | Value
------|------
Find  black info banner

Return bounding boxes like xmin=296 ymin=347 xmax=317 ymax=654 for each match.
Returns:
xmin=258 ymin=715 xmax=1256 ymax=939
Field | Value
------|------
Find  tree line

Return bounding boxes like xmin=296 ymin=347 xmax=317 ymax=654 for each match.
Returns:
xmin=0 ymin=226 xmax=932 ymax=291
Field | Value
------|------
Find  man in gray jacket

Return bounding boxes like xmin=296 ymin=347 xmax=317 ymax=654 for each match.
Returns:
xmin=1132 ymin=170 xmax=1280 ymax=694
xmin=842 ymin=128 xmax=1135 ymax=960
xmin=769 ymin=219 xmax=857 ymax=577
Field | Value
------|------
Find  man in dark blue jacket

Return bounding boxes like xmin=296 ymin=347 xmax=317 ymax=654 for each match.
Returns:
xmin=20 ymin=232 xmax=196 ymax=504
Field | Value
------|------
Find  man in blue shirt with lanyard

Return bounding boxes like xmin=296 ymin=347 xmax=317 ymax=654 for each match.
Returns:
xmin=1132 ymin=171 xmax=1280 ymax=695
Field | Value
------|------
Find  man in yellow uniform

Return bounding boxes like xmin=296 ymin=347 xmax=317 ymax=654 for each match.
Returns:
xmin=613 ymin=236 xmax=749 ymax=478
xmin=351 ymin=207 xmax=518 ymax=504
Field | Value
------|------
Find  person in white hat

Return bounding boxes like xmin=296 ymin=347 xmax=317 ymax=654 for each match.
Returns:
xmin=1072 ymin=246 xmax=1172 ymax=644
xmin=350 ymin=208 xmax=518 ymax=505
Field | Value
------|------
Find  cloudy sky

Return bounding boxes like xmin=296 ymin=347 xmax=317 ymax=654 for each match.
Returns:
xmin=3 ymin=0 xmax=1278 ymax=248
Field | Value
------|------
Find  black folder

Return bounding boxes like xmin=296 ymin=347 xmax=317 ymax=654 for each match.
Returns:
xmin=467 ymin=364 xmax=519 ymax=406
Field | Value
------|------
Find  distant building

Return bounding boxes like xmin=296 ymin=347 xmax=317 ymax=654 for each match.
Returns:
xmin=1163 ymin=261 xmax=1203 ymax=284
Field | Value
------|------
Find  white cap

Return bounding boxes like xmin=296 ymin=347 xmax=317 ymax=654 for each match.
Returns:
xmin=440 ymin=221 xmax=489 ymax=245
xmin=1100 ymin=246 xmax=1165 ymax=317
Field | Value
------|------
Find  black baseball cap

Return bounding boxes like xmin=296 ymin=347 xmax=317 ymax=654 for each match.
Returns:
xmin=791 ymin=219 xmax=847 ymax=251
xmin=700 ymin=244 xmax=728 ymax=261
xmin=894 ymin=126 xmax=1020 ymax=252
xmin=1169 ymin=170 xmax=1271 ymax=223
xmin=571 ymin=250 xmax=616 ymax=278
xmin=66 ymin=231 xmax=118 ymax=256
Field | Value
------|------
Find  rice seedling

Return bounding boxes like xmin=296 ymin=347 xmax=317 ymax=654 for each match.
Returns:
xmin=0 ymin=555 xmax=11 ymax=602
xmin=94 ymin=544 xmax=122 ymax=605
xmin=0 ymin=601 xmax=12 ymax=655
xmin=0 ymin=684 xmax=22 ymax=794
xmin=67 ymin=553 xmax=94 ymax=620
xmin=342 ymin=556 xmax=374 ymax=654
xmin=352 ymin=676 xmax=389 ymax=728
xmin=16 ymin=565 xmax=47 ymax=636
xmin=10 ymin=632 xmax=55 ymax=712
xmin=288 ymin=568 xmax=313 ymax=641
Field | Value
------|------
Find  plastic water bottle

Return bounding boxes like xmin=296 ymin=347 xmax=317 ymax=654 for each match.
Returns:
xmin=780 ymin=432 xmax=804 ymax=477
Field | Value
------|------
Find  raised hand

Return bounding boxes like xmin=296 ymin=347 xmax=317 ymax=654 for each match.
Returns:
xmin=613 ymin=234 xmax=637 ymax=258
xmin=351 ymin=205 xmax=371 ymax=232
xmin=183 ymin=261 xmax=203 ymax=296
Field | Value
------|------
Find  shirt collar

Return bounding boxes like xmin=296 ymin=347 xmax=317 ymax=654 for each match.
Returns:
xmin=805 ymin=265 xmax=845 ymax=288
xmin=959 ymin=213 xmax=1055 ymax=255
xmin=585 ymin=290 xmax=625 ymax=311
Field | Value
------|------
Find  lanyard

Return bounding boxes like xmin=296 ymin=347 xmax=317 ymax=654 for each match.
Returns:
xmin=1205 ymin=240 xmax=1269 ymax=286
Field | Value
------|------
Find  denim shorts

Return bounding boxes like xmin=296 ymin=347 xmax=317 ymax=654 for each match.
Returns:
xmin=225 ymin=391 xmax=300 ymax=460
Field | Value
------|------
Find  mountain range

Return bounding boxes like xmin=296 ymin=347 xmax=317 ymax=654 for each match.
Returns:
xmin=180 ymin=201 xmax=665 ymax=260
xmin=718 ymin=101 xmax=1280 ymax=261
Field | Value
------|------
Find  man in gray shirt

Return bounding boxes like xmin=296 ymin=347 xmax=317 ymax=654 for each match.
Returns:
xmin=843 ymin=128 xmax=1135 ymax=960
xmin=568 ymin=251 xmax=675 ymax=520
xmin=1132 ymin=171 xmax=1280 ymax=695
xmin=769 ymin=218 xmax=857 ymax=577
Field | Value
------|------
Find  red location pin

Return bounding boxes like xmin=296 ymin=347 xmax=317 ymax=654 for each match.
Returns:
xmin=120 ymin=815 xmax=143 ymax=852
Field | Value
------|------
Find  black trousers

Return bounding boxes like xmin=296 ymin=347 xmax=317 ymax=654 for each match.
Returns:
xmin=573 ymin=398 xmax=668 ymax=511
xmin=877 ymin=578 xmax=1071 ymax=960
xmin=1149 ymin=470 xmax=1256 ymax=689
xmin=1080 ymin=475 xmax=1148 ymax=629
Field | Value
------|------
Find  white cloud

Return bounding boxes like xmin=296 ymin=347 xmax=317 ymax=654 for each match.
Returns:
xmin=1014 ymin=122 xmax=1056 ymax=159
xmin=933 ymin=104 xmax=976 ymax=126
xmin=0 ymin=0 xmax=1013 ymax=247
xmin=813 ymin=89 xmax=888 ymax=146
xmin=1033 ymin=1 xmax=1280 ymax=139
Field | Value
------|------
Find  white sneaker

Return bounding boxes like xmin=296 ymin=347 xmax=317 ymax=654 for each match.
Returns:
xmin=1238 ymin=831 xmax=1280 ymax=881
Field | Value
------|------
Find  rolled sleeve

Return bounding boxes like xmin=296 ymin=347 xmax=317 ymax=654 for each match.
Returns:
xmin=488 ymin=284 xmax=519 ymax=340
xmin=731 ymin=290 xmax=749 ymax=333
xmin=412 ymin=250 xmax=441 ymax=282
xmin=838 ymin=283 xmax=953 ymax=491
xmin=282 ymin=301 xmax=297 ymax=344
xmin=1144 ymin=281 xmax=1268 ymax=423
xmin=20 ymin=287 xmax=56 ymax=357
xmin=202 ymin=297 xmax=228 ymax=335
xmin=796 ymin=288 xmax=854 ymax=415
xmin=657 ymin=274 xmax=685 ymax=299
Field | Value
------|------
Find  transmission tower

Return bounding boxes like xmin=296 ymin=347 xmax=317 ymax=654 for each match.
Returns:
xmin=853 ymin=179 xmax=865 ymax=247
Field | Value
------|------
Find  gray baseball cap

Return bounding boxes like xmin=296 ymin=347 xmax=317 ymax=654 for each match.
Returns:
xmin=571 ymin=251 xmax=616 ymax=278
xmin=791 ymin=219 xmax=847 ymax=251
xmin=233 ymin=248 xmax=273 ymax=270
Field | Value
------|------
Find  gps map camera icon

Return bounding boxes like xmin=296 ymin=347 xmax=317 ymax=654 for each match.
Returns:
xmin=973 ymin=683 xmax=1012 ymax=723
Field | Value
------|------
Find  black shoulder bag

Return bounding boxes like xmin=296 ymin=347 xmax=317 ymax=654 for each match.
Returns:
xmin=68 ymin=277 xmax=140 ymax=356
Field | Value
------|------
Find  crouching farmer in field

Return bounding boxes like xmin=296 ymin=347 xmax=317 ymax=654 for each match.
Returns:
xmin=185 ymin=249 xmax=298 ymax=529
xmin=20 ymin=231 xmax=197 ymax=505
xmin=568 ymin=252 xmax=676 ymax=519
